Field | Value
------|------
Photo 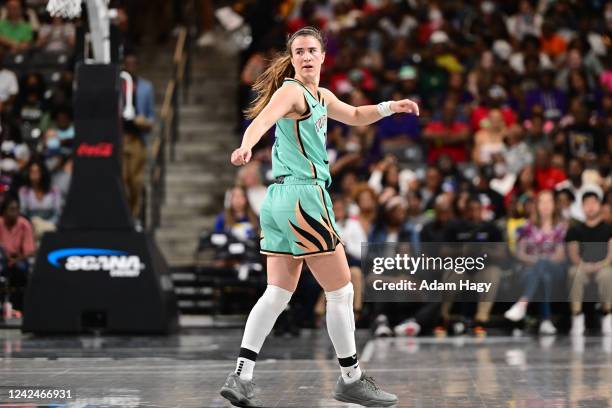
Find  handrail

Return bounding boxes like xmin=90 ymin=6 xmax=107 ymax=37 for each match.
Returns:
xmin=147 ymin=24 xmax=192 ymax=232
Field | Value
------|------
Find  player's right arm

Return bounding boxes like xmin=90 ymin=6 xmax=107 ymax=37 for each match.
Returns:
xmin=231 ymin=85 xmax=303 ymax=166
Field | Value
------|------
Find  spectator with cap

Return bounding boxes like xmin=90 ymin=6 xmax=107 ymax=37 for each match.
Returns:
xmin=566 ymin=188 xmax=612 ymax=335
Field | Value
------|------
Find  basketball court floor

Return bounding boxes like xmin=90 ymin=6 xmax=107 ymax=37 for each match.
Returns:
xmin=1 ymin=328 xmax=611 ymax=407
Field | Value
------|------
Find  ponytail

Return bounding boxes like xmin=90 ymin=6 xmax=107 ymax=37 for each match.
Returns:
xmin=244 ymin=53 xmax=294 ymax=119
xmin=244 ymin=26 xmax=325 ymax=120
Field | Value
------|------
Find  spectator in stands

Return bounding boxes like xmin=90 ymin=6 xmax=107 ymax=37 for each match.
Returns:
xmin=121 ymin=52 xmax=154 ymax=220
xmin=506 ymin=164 xmax=537 ymax=210
xmin=503 ymin=125 xmax=533 ymax=175
xmin=393 ymin=193 xmax=455 ymax=337
xmin=14 ymin=72 xmax=51 ymax=135
xmin=423 ymin=97 xmax=470 ymax=164
xmin=539 ymin=21 xmax=566 ymax=61
xmin=566 ymin=189 xmax=612 ymax=336
xmin=18 ymin=160 xmax=61 ymax=239
xmin=0 ymin=0 xmax=33 ymax=52
xmin=560 ymin=104 xmax=601 ymax=162
xmin=534 ymin=146 xmax=566 ymax=191
xmin=420 ymin=165 xmax=443 ymax=210
xmin=506 ymin=0 xmax=542 ymax=42
xmin=0 ymin=99 xmax=21 ymax=144
xmin=214 ymin=185 xmax=259 ymax=242
xmin=473 ymin=167 xmax=506 ymax=221
xmin=370 ymin=195 xmax=410 ymax=243
xmin=36 ymin=16 xmax=76 ymax=52
xmin=525 ymin=69 xmax=567 ymax=120
xmin=43 ymin=106 xmax=74 ymax=166
xmin=51 ymin=154 xmax=72 ymax=208
xmin=236 ymin=161 xmax=267 ymax=215
xmin=442 ymin=196 xmax=504 ymax=335
xmin=0 ymin=194 xmax=35 ymax=313
xmin=342 ymin=184 xmax=377 ymax=264
xmin=504 ymin=190 xmax=568 ymax=334
xmin=0 ymin=47 xmax=18 ymax=105
xmin=472 ymin=109 xmax=507 ymax=166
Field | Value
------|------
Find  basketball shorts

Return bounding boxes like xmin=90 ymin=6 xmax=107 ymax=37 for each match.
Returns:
xmin=260 ymin=176 xmax=343 ymax=258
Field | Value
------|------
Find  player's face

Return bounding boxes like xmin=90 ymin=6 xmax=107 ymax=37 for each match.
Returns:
xmin=290 ymin=36 xmax=325 ymax=81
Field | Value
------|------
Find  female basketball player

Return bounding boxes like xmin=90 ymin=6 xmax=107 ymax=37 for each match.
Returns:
xmin=220 ymin=26 xmax=419 ymax=407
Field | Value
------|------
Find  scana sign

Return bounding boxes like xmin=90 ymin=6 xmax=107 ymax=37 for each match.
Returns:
xmin=47 ymin=248 xmax=144 ymax=277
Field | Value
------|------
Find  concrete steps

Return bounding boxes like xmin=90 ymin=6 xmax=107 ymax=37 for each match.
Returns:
xmin=146 ymin=40 xmax=239 ymax=267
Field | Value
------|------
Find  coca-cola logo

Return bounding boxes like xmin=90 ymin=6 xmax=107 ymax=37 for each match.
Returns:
xmin=76 ymin=142 xmax=113 ymax=157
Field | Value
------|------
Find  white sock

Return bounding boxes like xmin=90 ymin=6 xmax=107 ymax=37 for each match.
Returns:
xmin=235 ymin=356 xmax=256 ymax=381
xmin=339 ymin=353 xmax=362 ymax=384
xmin=236 ymin=285 xmax=292 ymax=380
xmin=325 ymin=282 xmax=361 ymax=384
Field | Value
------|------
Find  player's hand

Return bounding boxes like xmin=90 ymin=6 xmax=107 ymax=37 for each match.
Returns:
xmin=391 ymin=99 xmax=419 ymax=116
xmin=231 ymin=147 xmax=252 ymax=166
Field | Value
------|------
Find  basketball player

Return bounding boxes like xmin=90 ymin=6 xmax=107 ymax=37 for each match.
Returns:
xmin=220 ymin=26 xmax=419 ymax=407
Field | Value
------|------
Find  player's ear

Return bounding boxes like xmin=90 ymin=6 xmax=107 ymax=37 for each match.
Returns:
xmin=321 ymin=51 xmax=325 ymax=64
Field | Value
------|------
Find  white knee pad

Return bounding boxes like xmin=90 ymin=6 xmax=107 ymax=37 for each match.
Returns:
xmin=241 ymin=285 xmax=293 ymax=353
xmin=325 ymin=282 xmax=355 ymax=332
xmin=260 ymin=284 xmax=293 ymax=310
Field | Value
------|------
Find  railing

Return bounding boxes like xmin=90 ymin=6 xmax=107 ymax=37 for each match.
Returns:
xmin=148 ymin=25 xmax=192 ymax=231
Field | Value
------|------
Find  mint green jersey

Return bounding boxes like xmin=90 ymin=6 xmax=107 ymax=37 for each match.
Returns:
xmin=272 ymin=78 xmax=330 ymax=187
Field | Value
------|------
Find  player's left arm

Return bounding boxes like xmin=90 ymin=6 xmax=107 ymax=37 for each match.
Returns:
xmin=319 ymin=87 xmax=419 ymax=126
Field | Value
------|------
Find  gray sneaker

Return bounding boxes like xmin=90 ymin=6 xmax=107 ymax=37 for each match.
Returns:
xmin=220 ymin=372 xmax=263 ymax=407
xmin=333 ymin=373 xmax=398 ymax=407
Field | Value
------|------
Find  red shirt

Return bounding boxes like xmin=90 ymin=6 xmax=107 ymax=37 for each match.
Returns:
xmin=535 ymin=167 xmax=567 ymax=191
xmin=470 ymin=106 xmax=517 ymax=132
xmin=0 ymin=216 xmax=35 ymax=257
xmin=425 ymin=121 xmax=469 ymax=163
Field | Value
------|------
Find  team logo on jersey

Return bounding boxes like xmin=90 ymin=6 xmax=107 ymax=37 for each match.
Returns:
xmin=315 ymin=114 xmax=327 ymax=134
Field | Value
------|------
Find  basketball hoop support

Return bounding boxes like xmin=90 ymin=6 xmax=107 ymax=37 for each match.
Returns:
xmin=48 ymin=0 xmax=111 ymax=64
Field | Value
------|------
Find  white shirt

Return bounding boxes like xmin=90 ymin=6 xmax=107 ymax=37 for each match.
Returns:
xmin=0 ymin=69 xmax=18 ymax=102
xmin=342 ymin=218 xmax=369 ymax=260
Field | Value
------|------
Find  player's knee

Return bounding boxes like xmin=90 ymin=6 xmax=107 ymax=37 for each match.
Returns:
xmin=325 ymin=282 xmax=353 ymax=303
xmin=259 ymin=284 xmax=293 ymax=310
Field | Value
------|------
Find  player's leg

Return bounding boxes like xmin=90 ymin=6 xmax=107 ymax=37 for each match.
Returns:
xmin=221 ymin=255 xmax=302 ymax=407
xmin=237 ymin=255 xmax=302 ymax=379
xmin=306 ymin=244 xmax=398 ymax=407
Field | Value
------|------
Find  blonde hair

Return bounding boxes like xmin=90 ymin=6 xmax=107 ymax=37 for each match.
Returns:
xmin=244 ymin=26 xmax=325 ymax=119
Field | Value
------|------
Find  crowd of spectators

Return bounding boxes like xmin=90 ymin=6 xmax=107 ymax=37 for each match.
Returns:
xmin=0 ymin=0 xmax=77 ymax=317
xmin=0 ymin=0 xmax=159 ymax=318
xmin=212 ymin=0 xmax=612 ymax=336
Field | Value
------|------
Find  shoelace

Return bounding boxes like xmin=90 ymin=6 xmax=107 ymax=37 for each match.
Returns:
xmin=362 ymin=376 xmax=381 ymax=393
